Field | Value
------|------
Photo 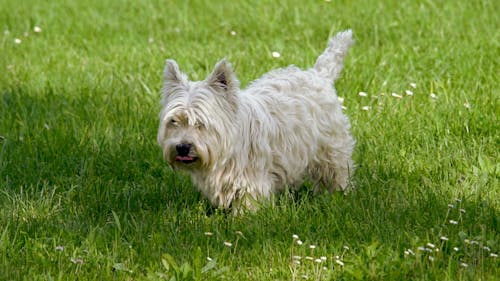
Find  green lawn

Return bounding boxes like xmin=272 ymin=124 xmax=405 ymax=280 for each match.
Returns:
xmin=1 ymin=0 xmax=498 ymax=280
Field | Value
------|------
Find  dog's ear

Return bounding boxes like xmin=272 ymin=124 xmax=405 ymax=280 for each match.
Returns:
xmin=164 ymin=59 xmax=186 ymax=86
xmin=207 ymin=59 xmax=240 ymax=92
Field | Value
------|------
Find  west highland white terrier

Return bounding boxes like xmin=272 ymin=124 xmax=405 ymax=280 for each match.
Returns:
xmin=158 ymin=30 xmax=355 ymax=212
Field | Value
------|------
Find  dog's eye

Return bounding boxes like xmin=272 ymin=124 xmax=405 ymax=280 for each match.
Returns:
xmin=169 ymin=119 xmax=179 ymax=126
xmin=195 ymin=121 xmax=205 ymax=129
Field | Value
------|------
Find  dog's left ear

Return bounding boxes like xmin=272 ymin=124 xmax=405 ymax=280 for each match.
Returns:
xmin=164 ymin=59 xmax=186 ymax=85
xmin=207 ymin=59 xmax=240 ymax=92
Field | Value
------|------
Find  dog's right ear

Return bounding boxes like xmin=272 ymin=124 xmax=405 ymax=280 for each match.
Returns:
xmin=164 ymin=59 xmax=186 ymax=86
xmin=207 ymin=59 xmax=240 ymax=93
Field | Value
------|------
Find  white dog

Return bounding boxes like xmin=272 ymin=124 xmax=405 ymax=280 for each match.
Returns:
xmin=158 ymin=30 xmax=355 ymax=211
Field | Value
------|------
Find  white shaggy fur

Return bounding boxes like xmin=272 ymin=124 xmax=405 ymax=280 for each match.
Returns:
xmin=158 ymin=30 xmax=355 ymax=211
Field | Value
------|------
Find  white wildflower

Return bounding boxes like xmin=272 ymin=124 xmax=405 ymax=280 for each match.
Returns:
xmin=70 ymin=257 xmax=84 ymax=264
xmin=14 ymin=38 xmax=21 ymax=44
xmin=459 ymin=262 xmax=468 ymax=268
xmin=315 ymin=258 xmax=323 ymax=263
xmin=305 ymin=256 xmax=314 ymax=261
xmin=223 ymin=241 xmax=233 ymax=247
xmin=405 ymin=90 xmax=414 ymax=96
xmin=272 ymin=51 xmax=281 ymax=58
xmin=428 ymin=256 xmax=435 ymax=261
xmin=292 ymin=255 xmax=302 ymax=260
xmin=427 ymin=243 xmax=436 ymax=249
xmin=309 ymin=245 xmax=316 ymax=250
xmin=343 ymin=245 xmax=350 ymax=251
xmin=490 ymin=253 xmax=498 ymax=258
xmin=204 ymin=232 xmax=213 ymax=236
xmin=207 ymin=256 xmax=212 ymax=261
xmin=292 ymin=234 xmax=299 ymax=240
xmin=338 ymin=97 xmax=345 ymax=103
xmin=448 ymin=204 xmax=455 ymax=208
xmin=33 ymin=26 xmax=42 ymax=33
xmin=358 ymin=91 xmax=368 ymax=97
xmin=430 ymin=93 xmax=437 ymax=99
xmin=483 ymin=246 xmax=491 ymax=252
xmin=464 ymin=102 xmax=470 ymax=109
xmin=449 ymin=220 xmax=458 ymax=225
xmin=391 ymin=92 xmax=403 ymax=98
xmin=361 ymin=106 xmax=371 ymax=111
xmin=418 ymin=246 xmax=432 ymax=252
xmin=55 ymin=246 xmax=65 ymax=252
xmin=440 ymin=236 xmax=449 ymax=241
xmin=230 ymin=30 xmax=237 ymax=36
xmin=453 ymin=247 xmax=459 ymax=251
xmin=320 ymin=256 xmax=327 ymax=261
xmin=410 ymin=82 xmax=417 ymax=88
xmin=297 ymin=240 xmax=303 ymax=246
xmin=460 ymin=209 xmax=466 ymax=213
xmin=335 ymin=259 xmax=345 ymax=266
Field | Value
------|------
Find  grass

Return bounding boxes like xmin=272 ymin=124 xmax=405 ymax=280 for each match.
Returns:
xmin=0 ymin=0 xmax=498 ymax=280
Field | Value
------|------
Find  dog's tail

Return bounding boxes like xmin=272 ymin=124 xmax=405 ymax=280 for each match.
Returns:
xmin=313 ymin=29 xmax=354 ymax=82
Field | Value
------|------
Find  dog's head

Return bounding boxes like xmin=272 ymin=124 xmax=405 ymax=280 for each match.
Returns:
xmin=157 ymin=59 xmax=240 ymax=170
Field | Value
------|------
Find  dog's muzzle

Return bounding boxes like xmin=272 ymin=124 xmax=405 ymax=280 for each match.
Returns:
xmin=175 ymin=143 xmax=198 ymax=164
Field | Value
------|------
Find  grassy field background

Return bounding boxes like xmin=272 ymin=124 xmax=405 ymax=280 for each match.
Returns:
xmin=1 ymin=0 xmax=498 ymax=280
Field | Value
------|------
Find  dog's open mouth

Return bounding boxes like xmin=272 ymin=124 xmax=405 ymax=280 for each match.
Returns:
xmin=175 ymin=155 xmax=198 ymax=164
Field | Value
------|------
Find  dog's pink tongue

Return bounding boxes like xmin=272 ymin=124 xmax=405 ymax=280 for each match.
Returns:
xmin=176 ymin=156 xmax=194 ymax=161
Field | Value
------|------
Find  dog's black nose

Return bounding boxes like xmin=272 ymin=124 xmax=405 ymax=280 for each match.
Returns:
xmin=175 ymin=143 xmax=192 ymax=156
